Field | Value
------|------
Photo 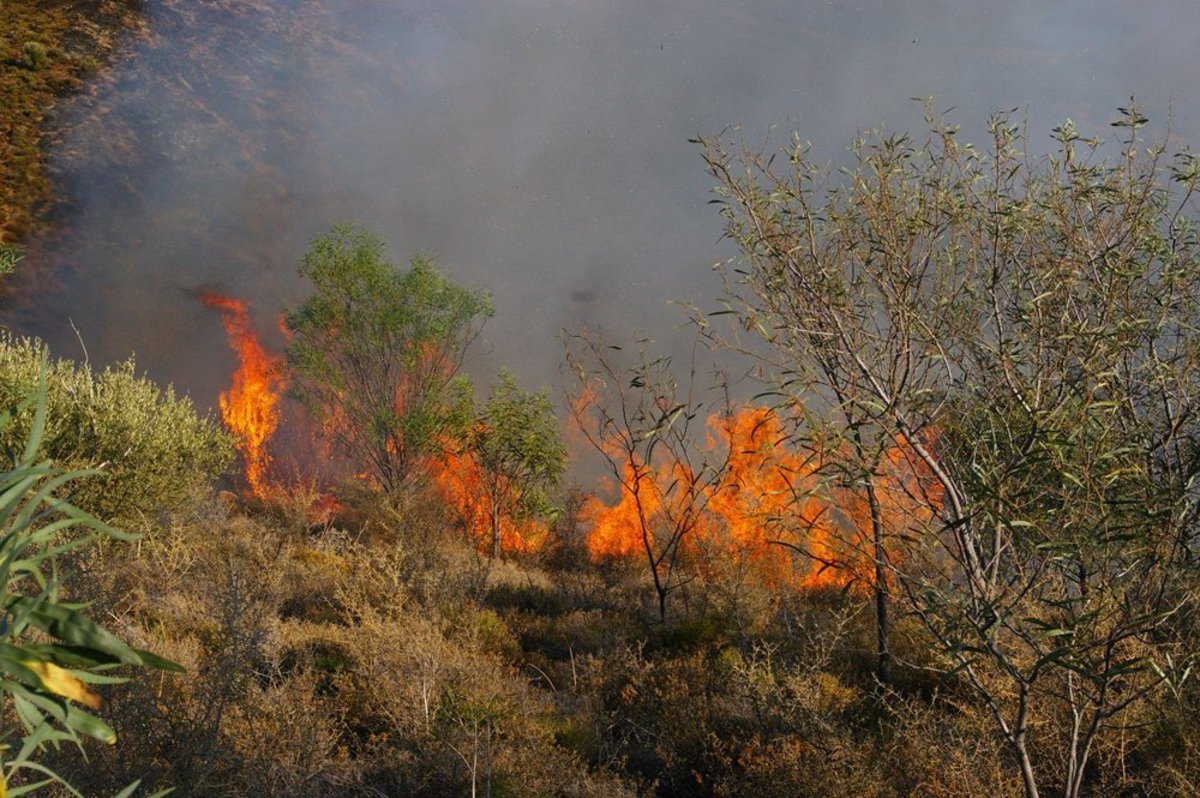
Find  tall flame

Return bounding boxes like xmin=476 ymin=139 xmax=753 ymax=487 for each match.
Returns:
xmin=202 ymin=293 xmax=285 ymax=496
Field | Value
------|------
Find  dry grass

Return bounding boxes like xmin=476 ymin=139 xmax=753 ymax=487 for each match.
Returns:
xmin=0 ymin=0 xmax=145 ymax=243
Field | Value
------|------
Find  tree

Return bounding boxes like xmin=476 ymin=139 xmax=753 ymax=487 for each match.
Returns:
xmin=698 ymin=104 xmax=1200 ymax=797
xmin=469 ymin=370 xmax=566 ymax=558
xmin=566 ymin=331 xmax=731 ymax=621
xmin=285 ymin=225 xmax=492 ymax=493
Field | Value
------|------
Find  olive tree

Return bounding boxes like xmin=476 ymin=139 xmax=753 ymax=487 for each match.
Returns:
xmin=0 ymin=333 xmax=232 ymax=525
xmin=285 ymin=225 xmax=492 ymax=493
xmin=698 ymin=104 xmax=1200 ymax=798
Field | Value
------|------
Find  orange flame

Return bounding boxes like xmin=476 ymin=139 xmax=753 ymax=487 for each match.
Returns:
xmin=706 ymin=407 xmax=835 ymax=590
xmin=581 ymin=406 xmax=942 ymax=592
xmin=582 ymin=458 xmax=707 ymax=568
xmin=202 ymin=293 xmax=286 ymax=496
xmin=429 ymin=440 xmax=546 ymax=554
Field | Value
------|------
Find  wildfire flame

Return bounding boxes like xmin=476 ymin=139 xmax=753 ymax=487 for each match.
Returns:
xmin=582 ymin=460 xmax=704 ymax=565
xmin=429 ymin=439 xmax=547 ymax=554
xmin=581 ymin=405 xmax=941 ymax=591
xmin=705 ymin=407 xmax=838 ymax=590
xmin=201 ymin=293 xmax=286 ymax=496
xmin=194 ymin=297 xmax=938 ymax=578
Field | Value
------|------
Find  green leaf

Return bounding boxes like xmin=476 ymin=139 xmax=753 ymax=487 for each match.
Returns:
xmin=5 ymin=598 xmax=143 ymax=666
xmin=1061 ymin=471 xmax=1085 ymax=489
xmin=23 ymin=690 xmax=115 ymax=744
xmin=132 ymin=648 xmax=185 ymax=674
xmin=110 ymin=780 xmax=143 ymax=798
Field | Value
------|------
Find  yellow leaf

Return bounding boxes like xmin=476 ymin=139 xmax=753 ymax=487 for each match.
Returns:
xmin=22 ymin=659 xmax=102 ymax=710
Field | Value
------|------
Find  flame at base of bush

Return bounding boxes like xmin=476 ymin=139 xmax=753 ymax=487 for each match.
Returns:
xmin=197 ymin=295 xmax=938 ymax=577
xmin=582 ymin=407 xmax=941 ymax=592
xmin=430 ymin=447 xmax=547 ymax=555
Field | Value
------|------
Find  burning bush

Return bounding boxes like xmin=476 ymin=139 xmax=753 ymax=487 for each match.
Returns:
xmin=284 ymin=225 xmax=492 ymax=494
xmin=432 ymin=370 xmax=567 ymax=557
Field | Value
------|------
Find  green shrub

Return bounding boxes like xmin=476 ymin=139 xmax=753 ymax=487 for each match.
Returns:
xmin=461 ymin=607 xmax=521 ymax=661
xmin=0 ymin=333 xmax=233 ymax=524
xmin=22 ymin=41 xmax=48 ymax=70
xmin=0 ymin=244 xmax=20 ymax=276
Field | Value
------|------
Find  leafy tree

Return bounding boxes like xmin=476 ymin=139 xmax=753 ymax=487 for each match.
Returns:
xmin=468 ymin=370 xmax=566 ymax=558
xmin=0 ymin=367 xmax=181 ymax=797
xmin=285 ymin=225 xmax=492 ymax=493
xmin=699 ymin=104 xmax=1200 ymax=797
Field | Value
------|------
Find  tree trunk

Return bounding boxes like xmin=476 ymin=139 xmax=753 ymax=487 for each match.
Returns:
xmin=865 ymin=479 xmax=890 ymax=684
xmin=1011 ymin=688 xmax=1040 ymax=798
xmin=490 ymin=491 xmax=501 ymax=559
xmin=1014 ymin=732 xmax=1040 ymax=798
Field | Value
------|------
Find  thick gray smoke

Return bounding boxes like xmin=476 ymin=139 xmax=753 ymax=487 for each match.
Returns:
xmin=8 ymin=0 xmax=1198 ymax=413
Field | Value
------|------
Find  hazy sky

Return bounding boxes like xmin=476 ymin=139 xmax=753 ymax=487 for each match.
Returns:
xmin=9 ymin=0 xmax=1199 ymax=413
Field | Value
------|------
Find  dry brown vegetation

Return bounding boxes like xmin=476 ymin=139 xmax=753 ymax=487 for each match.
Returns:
xmin=46 ymin=490 xmax=642 ymax=797
xmin=0 ymin=0 xmax=144 ymax=243
xmin=0 ymin=307 xmax=1196 ymax=795
xmin=24 ymin=473 xmax=1200 ymax=798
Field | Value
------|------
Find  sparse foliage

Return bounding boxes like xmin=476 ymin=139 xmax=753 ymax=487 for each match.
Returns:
xmin=699 ymin=102 xmax=1200 ymax=797
xmin=566 ymin=331 xmax=732 ymax=621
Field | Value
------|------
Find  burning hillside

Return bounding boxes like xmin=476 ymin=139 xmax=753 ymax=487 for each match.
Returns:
xmin=197 ymin=285 xmax=936 ymax=594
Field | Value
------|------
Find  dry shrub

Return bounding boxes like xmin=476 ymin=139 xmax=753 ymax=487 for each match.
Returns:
xmin=36 ymin=464 xmax=1197 ymax=797
xmin=566 ymin=639 xmax=886 ymax=797
xmin=880 ymin=692 xmax=1020 ymax=798
xmin=46 ymin=493 xmax=638 ymax=797
xmin=223 ymin=668 xmax=354 ymax=797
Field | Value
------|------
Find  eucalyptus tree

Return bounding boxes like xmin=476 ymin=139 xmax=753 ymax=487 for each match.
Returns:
xmin=285 ymin=225 xmax=492 ymax=493
xmin=565 ymin=331 xmax=731 ymax=621
xmin=698 ymin=104 xmax=1200 ymax=798
xmin=469 ymin=370 xmax=566 ymax=558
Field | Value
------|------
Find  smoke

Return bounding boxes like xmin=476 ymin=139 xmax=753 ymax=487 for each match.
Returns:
xmin=7 ymin=0 xmax=1198 ymax=418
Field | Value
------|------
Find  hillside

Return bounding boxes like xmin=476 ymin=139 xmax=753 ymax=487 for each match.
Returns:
xmin=0 ymin=0 xmax=144 ymax=243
